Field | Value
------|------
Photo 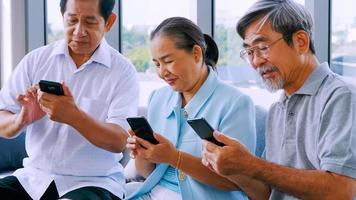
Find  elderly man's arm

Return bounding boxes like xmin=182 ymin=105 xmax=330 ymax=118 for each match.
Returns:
xmin=69 ymin=111 xmax=128 ymax=153
xmin=249 ymin=158 xmax=356 ymax=199
xmin=38 ymin=83 xmax=129 ymax=153
xmin=0 ymin=110 xmax=23 ymax=138
xmin=0 ymin=86 xmax=46 ymax=138
xmin=203 ymin=132 xmax=356 ymax=200
xmin=227 ymin=174 xmax=271 ymax=200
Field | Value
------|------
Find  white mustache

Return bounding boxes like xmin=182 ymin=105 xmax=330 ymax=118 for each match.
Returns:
xmin=256 ymin=66 xmax=279 ymax=76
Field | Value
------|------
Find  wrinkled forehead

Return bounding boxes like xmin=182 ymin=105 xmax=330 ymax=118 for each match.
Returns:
xmin=243 ymin=19 xmax=279 ymax=47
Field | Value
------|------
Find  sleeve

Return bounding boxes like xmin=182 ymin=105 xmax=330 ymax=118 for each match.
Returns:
xmin=218 ymin=94 xmax=257 ymax=154
xmin=0 ymin=54 xmax=34 ymax=113
xmin=105 ymin=63 xmax=139 ymax=131
xmin=318 ymin=88 xmax=356 ymax=179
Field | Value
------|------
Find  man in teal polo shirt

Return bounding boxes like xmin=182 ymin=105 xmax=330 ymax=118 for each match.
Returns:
xmin=201 ymin=0 xmax=356 ymax=199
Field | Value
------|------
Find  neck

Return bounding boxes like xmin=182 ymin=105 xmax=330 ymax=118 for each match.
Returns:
xmin=71 ymin=54 xmax=91 ymax=68
xmin=181 ymin=65 xmax=209 ymax=107
xmin=284 ymin=55 xmax=319 ymax=95
xmin=69 ymin=48 xmax=97 ymax=68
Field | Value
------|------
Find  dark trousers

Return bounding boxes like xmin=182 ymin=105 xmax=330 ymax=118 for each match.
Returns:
xmin=0 ymin=176 xmax=121 ymax=200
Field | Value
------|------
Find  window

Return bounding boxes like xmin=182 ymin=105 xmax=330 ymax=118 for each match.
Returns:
xmin=1 ymin=0 xmax=13 ymax=86
xmin=215 ymin=0 xmax=304 ymax=109
xmin=121 ymin=0 xmax=197 ymax=106
xmin=331 ymin=0 xmax=356 ymax=78
xmin=46 ymin=0 xmax=64 ymax=44
xmin=0 ymin=2 xmax=2 ymax=85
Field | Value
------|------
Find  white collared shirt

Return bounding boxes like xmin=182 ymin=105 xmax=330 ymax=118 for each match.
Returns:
xmin=0 ymin=39 xmax=139 ymax=199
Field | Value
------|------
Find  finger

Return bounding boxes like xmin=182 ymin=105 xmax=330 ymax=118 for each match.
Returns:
xmin=203 ymin=139 xmax=219 ymax=153
xmin=126 ymin=143 xmax=137 ymax=150
xmin=39 ymin=99 xmax=52 ymax=112
xmin=130 ymin=151 xmax=136 ymax=159
xmin=202 ymin=147 xmax=218 ymax=166
xmin=37 ymin=89 xmax=44 ymax=100
xmin=135 ymin=136 xmax=153 ymax=149
xmin=61 ymin=81 xmax=73 ymax=97
xmin=135 ymin=145 xmax=149 ymax=157
xmin=201 ymin=157 xmax=209 ymax=167
xmin=17 ymin=94 xmax=27 ymax=104
xmin=27 ymin=88 xmax=37 ymax=100
xmin=202 ymin=156 xmax=216 ymax=171
xmin=38 ymin=91 xmax=51 ymax=101
xmin=38 ymin=96 xmax=49 ymax=107
xmin=128 ymin=129 xmax=136 ymax=137
xmin=41 ymin=106 xmax=51 ymax=115
xmin=213 ymin=131 xmax=238 ymax=146
xmin=24 ymin=90 xmax=32 ymax=98
xmin=126 ymin=136 xmax=137 ymax=144
xmin=34 ymin=84 xmax=40 ymax=91
xmin=28 ymin=85 xmax=37 ymax=94
xmin=153 ymin=132 xmax=167 ymax=143
xmin=206 ymin=162 xmax=216 ymax=172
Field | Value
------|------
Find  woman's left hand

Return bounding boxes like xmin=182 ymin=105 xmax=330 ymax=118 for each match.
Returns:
xmin=135 ymin=132 xmax=179 ymax=166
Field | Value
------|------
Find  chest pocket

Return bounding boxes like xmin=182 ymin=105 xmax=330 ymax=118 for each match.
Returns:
xmin=77 ymin=97 xmax=109 ymax=121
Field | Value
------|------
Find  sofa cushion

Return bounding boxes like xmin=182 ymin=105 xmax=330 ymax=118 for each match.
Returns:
xmin=0 ymin=132 xmax=27 ymax=171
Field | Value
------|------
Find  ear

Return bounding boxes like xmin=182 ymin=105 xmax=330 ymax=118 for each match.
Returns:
xmin=292 ymin=30 xmax=310 ymax=54
xmin=192 ymin=45 xmax=203 ymax=64
xmin=105 ymin=13 xmax=117 ymax=32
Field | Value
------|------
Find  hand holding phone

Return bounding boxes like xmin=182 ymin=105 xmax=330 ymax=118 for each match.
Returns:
xmin=39 ymin=80 xmax=64 ymax=96
xmin=126 ymin=117 xmax=159 ymax=144
xmin=187 ymin=118 xmax=224 ymax=146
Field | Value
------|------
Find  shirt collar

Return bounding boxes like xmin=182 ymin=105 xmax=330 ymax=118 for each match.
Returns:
xmin=278 ymin=62 xmax=331 ymax=102
xmin=49 ymin=38 xmax=111 ymax=68
xmin=165 ymin=68 xmax=219 ymax=118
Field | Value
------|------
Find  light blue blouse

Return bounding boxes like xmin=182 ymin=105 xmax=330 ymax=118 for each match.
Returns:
xmin=127 ymin=70 xmax=256 ymax=200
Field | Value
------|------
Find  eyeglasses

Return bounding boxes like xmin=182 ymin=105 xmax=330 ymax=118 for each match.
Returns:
xmin=240 ymin=37 xmax=283 ymax=64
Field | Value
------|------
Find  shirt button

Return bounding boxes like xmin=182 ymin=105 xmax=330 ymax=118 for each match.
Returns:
xmin=178 ymin=170 xmax=186 ymax=181
xmin=183 ymin=110 xmax=188 ymax=118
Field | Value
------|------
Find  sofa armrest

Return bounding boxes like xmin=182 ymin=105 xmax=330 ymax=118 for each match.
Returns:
xmin=0 ymin=132 xmax=27 ymax=173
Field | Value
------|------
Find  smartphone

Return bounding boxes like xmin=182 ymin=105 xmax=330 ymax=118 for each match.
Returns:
xmin=126 ymin=117 xmax=159 ymax=144
xmin=39 ymin=80 xmax=64 ymax=96
xmin=187 ymin=118 xmax=224 ymax=146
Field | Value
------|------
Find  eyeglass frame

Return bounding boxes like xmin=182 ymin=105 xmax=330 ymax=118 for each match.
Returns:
xmin=240 ymin=37 xmax=284 ymax=64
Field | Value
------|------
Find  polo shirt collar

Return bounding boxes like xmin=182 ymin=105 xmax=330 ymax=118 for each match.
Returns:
xmin=165 ymin=68 xmax=219 ymax=118
xmin=49 ymin=38 xmax=111 ymax=68
xmin=279 ymin=62 xmax=331 ymax=102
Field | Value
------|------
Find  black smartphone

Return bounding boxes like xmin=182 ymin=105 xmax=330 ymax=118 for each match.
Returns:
xmin=126 ymin=117 xmax=159 ymax=144
xmin=187 ymin=118 xmax=224 ymax=146
xmin=39 ymin=80 xmax=64 ymax=96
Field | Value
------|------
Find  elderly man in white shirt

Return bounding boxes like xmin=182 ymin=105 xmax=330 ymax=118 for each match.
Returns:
xmin=0 ymin=0 xmax=138 ymax=199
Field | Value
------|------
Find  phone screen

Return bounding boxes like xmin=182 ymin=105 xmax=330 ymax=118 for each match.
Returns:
xmin=126 ymin=117 xmax=159 ymax=144
xmin=39 ymin=80 xmax=64 ymax=96
xmin=187 ymin=118 xmax=224 ymax=146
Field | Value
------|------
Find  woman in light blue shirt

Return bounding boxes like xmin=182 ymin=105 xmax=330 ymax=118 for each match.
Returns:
xmin=126 ymin=17 xmax=256 ymax=200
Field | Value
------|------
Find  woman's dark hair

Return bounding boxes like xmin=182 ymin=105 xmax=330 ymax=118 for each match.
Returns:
xmin=60 ymin=0 xmax=115 ymax=22
xmin=150 ymin=17 xmax=219 ymax=69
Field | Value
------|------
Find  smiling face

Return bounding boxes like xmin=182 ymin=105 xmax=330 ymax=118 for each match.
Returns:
xmin=150 ymin=35 xmax=207 ymax=95
xmin=243 ymin=19 xmax=303 ymax=93
xmin=63 ymin=0 xmax=113 ymax=58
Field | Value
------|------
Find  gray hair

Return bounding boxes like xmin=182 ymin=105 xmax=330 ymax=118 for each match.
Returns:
xmin=236 ymin=0 xmax=315 ymax=54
